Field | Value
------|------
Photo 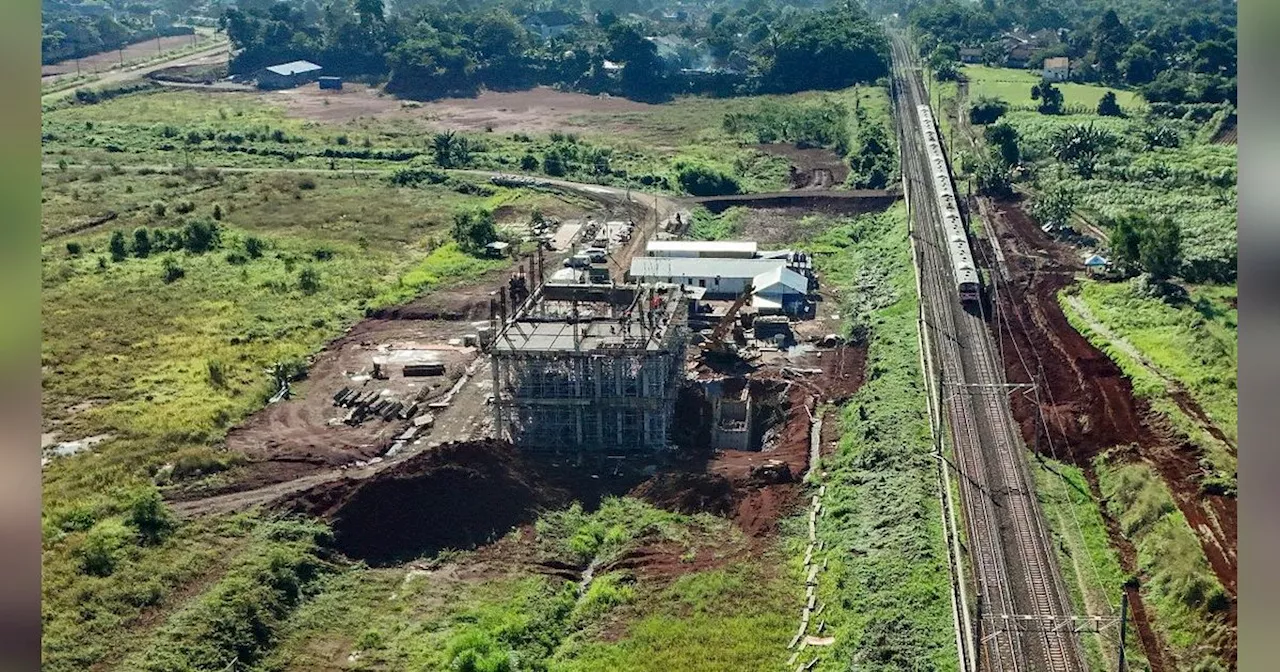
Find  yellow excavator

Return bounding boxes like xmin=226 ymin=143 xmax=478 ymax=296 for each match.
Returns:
xmin=701 ymin=290 xmax=752 ymax=358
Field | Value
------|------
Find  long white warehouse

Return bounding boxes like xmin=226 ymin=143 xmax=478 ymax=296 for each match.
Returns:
xmin=644 ymin=240 xmax=759 ymax=258
xmin=628 ymin=257 xmax=787 ymax=297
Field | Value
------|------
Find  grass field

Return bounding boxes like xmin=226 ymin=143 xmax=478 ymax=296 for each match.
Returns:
xmin=807 ymin=205 xmax=958 ymax=671
xmin=960 ymin=65 xmax=1145 ymax=112
xmin=1094 ymin=456 xmax=1232 ymax=671
xmin=263 ymin=498 xmax=796 ymax=671
xmin=39 ymin=166 xmax=576 ymax=669
xmin=41 ymin=85 xmax=892 ymax=196
xmin=1030 ymin=458 xmax=1145 ymax=671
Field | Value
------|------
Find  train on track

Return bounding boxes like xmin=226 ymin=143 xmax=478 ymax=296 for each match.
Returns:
xmin=915 ymin=104 xmax=982 ymax=305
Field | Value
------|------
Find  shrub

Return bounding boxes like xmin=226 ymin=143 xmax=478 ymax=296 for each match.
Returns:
xmin=77 ymin=520 xmax=131 ymax=577
xmin=969 ymin=96 xmax=1008 ymax=125
xmin=520 ymin=153 xmax=539 ymax=171
xmin=336 ymin=134 xmax=349 ymax=146
xmin=672 ymin=158 xmax=741 ymax=196
xmin=174 ymin=199 xmax=196 ymax=215
xmin=132 ymin=227 xmax=152 ymax=258
xmin=244 ymin=236 xmax=266 ymax=258
xmin=298 ymin=176 xmax=317 ymax=190
xmin=212 ymin=203 xmax=224 ymax=220
xmin=162 ymin=257 xmax=185 ymax=283
xmin=207 ymin=358 xmax=227 ymax=388
xmin=151 ymin=200 xmax=167 ymax=218
xmin=109 ymin=230 xmax=128 ymax=262
xmin=126 ymin=487 xmax=174 ymax=545
xmin=65 ymin=241 xmax=82 ymax=256
xmin=1097 ymin=91 xmax=1123 ymax=117
xmin=298 ymin=267 xmax=321 ymax=294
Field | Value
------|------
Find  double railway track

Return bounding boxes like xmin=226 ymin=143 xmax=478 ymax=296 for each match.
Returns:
xmin=890 ymin=33 xmax=1085 ymax=672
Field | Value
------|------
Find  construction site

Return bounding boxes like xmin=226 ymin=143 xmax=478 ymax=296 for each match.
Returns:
xmin=177 ymin=179 xmax=873 ymax=562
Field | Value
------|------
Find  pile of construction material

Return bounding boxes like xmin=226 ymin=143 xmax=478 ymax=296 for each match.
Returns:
xmin=332 ymin=387 xmax=419 ymax=426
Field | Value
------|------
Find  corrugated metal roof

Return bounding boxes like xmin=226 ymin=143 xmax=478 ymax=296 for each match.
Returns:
xmin=630 ymin=257 xmax=784 ymax=279
xmin=752 ymin=266 xmax=807 ymax=294
xmin=264 ymin=60 xmax=322 ymax=76
xmin=646 ymin=240 xmax=758 ymax=254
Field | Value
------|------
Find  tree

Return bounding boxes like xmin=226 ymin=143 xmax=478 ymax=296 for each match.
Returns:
xmin=765 ymin=9 xmax=889 ymax=94
xmin=451 ymin=209 xmax=498 ymax=254
xmin=1096 ymin=91 xmax=1122 ymax=117
xmin=431 ymin=131 xmax=458 ymax=168
xmin=984 ymin=122 xmax=1020 ymax=167
xmin=1122 ymin=43 xmax=1159 ymax=86
xmin=109 ymin=230 xmax=128 ymax=262
xmin=973 ymin=156 xmax=1012 ymax=198
xmin=1092 ymin=9 xmax=1130 ymax=84
xmin=132 ymin=227 xmax=152 ymax=258
xmin=672 ymin=158 xmax=741 ymax=196
xmin=1139 ymin=217 xmax=1182 ymax=282
xmin=1108 ymin=214 xmax=1143 ymax=274
xmin=1030 ymin=81 xmax=1064 ymax=114
xmin=1029 ymin=187 xmax=1076 ymax=230
xmin=968 ymin=96 xmax=1008 ymax=125
xmin=1050 ymin=123 xmax=1114 ymax=178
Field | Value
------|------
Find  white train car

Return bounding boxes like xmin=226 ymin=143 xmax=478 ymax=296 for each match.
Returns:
xmin=916 ymin=104 xmax=981 ymax=305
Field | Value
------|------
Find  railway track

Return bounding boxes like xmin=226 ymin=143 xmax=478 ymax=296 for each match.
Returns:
xmin=889 ymin=33 xmax=1085 ymax=672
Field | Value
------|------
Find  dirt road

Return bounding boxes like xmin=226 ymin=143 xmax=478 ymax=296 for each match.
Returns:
xmin=42 ymin=40 xmax=229 ymax=103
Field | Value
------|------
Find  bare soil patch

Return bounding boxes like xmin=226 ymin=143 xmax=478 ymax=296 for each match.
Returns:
xmin=271 ymin=84 xmax=657 ymax=134
xmin=748 ymin=143 xmax=849 ymax=189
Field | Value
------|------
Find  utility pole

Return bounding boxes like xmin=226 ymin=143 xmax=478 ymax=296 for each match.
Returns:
xmin=1118 ymin=592 xmax=1129 ymax=671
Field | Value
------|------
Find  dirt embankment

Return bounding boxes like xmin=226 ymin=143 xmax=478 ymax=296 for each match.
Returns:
xmin=278 ymin=440 xmax=565 ymax=565
xmin=980 ymin=196 xmax=1236 ymax=664
xmin=748 ymin=143 xmax=850 ymax=189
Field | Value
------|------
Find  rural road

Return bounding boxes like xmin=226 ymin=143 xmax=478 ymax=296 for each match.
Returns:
xmin=42 ymin=40 xmax=230 ymax=103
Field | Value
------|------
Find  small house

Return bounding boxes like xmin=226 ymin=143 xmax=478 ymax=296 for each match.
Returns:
xmin=522 ymin=10 xmax=580 ymax=41
xmin=318 ymin=76 xmax=343 ymax=90
xmin=1005 ymin=43 xmax=1036 ymax=69
xmin=751 ymin=266 xmax=809 ymax=315
xmin=1083 ymin=253 xmax=1108 ymax=274
xmin=959 ymin=47 xmax=984 ymax=64
xmin=628 ymin=257 xmax=788 ymax=298
xmin=645 ymin=240 xmax=758 ymax=259
xmin=1042 ymin=56 xmax=1071 ymax=82
xmin=257 ymin=60 xmax=322 ymax=89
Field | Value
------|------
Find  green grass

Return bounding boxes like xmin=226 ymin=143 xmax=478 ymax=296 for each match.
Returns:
xmin=805 ymin=204 xmax=958 ymax=671
xmin=553 ymin=564 xmax=795 ymax=671
xmin=1058 ymin=281 xmax=1237 ymax=486
xmin=42 ymin=85 xmax=896 ymax=196
xmin=39 ymin=167 xmax=574 ymax=669
xmin=960 ymin=65 xmax=1145 ymax=112
xmin=686 ymin=206 xmax=747 ymax=241
xmin=1094 ymin=456 xmax=1232 ymax=671
xmin=261 ymin=497 xmax=791 ymax=671
xmin=1071 ymin=279 xmax=1236 ymax=444
xmin=1030 ymin=458 xmax=1146 ymax=671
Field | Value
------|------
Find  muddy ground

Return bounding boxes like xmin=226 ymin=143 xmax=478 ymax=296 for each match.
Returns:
xmin=980 ymin=195 xmax=1237 ymax=667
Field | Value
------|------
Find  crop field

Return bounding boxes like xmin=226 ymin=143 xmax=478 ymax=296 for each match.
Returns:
xmin=960 ymin=65 xmax=1145 ymax=112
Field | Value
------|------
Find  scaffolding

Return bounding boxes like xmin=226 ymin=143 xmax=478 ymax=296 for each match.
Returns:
xmin=489 ymin=281 xmax=689 ymax=459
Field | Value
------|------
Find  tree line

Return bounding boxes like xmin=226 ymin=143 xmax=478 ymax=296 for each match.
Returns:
xmin=908 ymin=0 xmax=1236 ymax=105
xmin=222 ymin=0 xmax=889 ymax=102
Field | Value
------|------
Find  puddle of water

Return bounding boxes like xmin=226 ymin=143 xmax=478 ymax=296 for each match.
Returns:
xmin=41 ymin=434 xmax=112 ymax=467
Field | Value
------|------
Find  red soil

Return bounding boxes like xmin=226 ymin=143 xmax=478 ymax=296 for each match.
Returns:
xmin=981 ymin=196 xmax=1237 ymax=665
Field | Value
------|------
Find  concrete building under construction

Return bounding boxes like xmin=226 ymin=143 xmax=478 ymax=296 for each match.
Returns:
xmin=488 ymin=279 xmax=690 ymax=460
